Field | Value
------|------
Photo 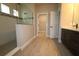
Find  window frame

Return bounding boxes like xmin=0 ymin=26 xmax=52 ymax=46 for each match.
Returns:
xmin=1 ymin=3 xmax=10 ymax=14
xmin=0 ymin=3 xmax=20 ymax=18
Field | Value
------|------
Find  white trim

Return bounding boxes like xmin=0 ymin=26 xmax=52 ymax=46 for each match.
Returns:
xmin=58 ymin=26 xmax=62 ymax=43
xmin=5 ymin=47 xmax=20 ymax=56
xmin=21 ymin=35 xmax=37 ymax=50
xmin=37 ymin=12 xmax=48 ymax=36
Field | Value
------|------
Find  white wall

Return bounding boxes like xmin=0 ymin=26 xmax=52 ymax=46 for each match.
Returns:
xmin=16 ymin=24 xmax=34 ymax=47
xmin=0 ymin=14 xmax=17 ymax=46
xmin=35 ymin=3 xmax=58 ymax=13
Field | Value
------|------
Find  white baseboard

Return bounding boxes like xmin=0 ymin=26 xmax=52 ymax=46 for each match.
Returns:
xmin=58 ymin=39 xmax=62 ymax=43
xmin=5 ymin=47 xmax=20 ymax=56
xmin=21 ymin=35 xmax=37 ymax=50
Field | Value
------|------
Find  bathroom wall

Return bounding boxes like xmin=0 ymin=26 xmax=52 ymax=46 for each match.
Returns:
xmin=60 ymin=3 xmax=79 ymax=29
xmin=60 ymin=3 xmax=74 ymax=29
xmin=0 ymin=14 xmax=17 ymax=46
xmin=35 ymin=3 xmax=58 ymax=13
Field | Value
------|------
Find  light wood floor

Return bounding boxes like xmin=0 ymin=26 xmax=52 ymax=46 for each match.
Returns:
xmin=22 ymin=32 xmax=61 ymax=56
xmin=14 ymin=32 xmax=72 ymax=56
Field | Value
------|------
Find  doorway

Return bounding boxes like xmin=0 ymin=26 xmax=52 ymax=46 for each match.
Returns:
xmin=37 ymin=13 xmax=48 ymax=36
xmin=37 ymin=11 xmax=59 ymax=39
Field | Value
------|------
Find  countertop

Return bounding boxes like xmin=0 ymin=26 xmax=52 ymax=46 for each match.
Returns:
xmin=62 ymin=27 xmax=79 ymax=32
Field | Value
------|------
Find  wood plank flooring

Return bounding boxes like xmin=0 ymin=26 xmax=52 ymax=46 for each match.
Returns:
xmin=22 ymin=32 xmax=61 ymax=56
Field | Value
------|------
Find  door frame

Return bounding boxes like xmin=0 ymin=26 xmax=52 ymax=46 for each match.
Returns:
xmin=37 ymin=12 xmax=48 ymax=36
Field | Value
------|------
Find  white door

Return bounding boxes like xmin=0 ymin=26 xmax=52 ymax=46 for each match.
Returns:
xmin=49 ymin=11 xmax=58 ymax=38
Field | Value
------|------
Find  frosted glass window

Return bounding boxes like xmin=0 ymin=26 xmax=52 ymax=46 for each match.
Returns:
xmin=1 ymin=4 xmax=10 ymax=14
xmin=13 ymin=9 xmax=19 ymax=16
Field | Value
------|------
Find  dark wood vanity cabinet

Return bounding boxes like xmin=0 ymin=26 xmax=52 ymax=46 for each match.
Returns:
xmin=61 ymin=28 xmax=79 ymax=56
